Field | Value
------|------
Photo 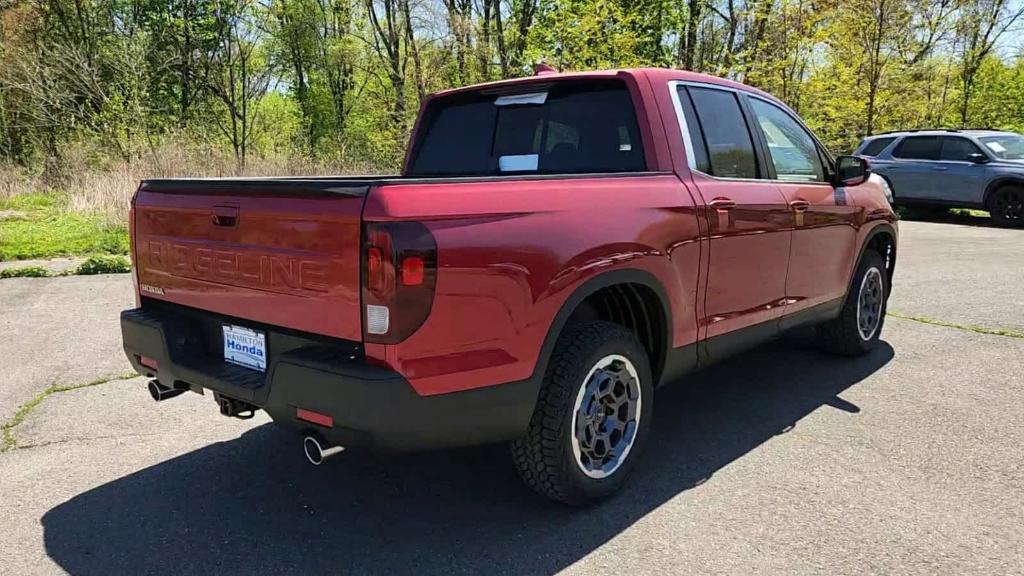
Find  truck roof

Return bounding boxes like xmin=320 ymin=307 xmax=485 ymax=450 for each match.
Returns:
xmin=427 ymin=67 xmax=781 ymax=107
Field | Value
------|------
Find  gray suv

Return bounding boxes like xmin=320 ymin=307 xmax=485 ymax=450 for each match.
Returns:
xmin=854 ymin=129 xmax=1024 ymax=227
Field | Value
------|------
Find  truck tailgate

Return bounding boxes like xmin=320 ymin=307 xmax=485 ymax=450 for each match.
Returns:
xmin=133 ymin=179 xmax=370 ymax=342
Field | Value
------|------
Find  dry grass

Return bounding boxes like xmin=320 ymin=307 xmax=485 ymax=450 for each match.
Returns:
xmin=1 ymin=142 xmax=390 ymax=225
xmin=0 ymin=166 xmax=43 ymax=200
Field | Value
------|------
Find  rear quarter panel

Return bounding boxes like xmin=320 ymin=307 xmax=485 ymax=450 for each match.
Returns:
xmin=363 ymin=174 xmax=702 ymax=396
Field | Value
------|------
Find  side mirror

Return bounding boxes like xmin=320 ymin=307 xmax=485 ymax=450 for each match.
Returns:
xmin=967 ymin=152 xmax=990 ymax=164
xmin=836 ymin=155 xmax=871 ymax=187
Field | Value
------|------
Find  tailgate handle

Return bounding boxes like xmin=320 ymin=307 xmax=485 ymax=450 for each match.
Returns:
xmin=212 ymin=206 xmax=239 ymax=227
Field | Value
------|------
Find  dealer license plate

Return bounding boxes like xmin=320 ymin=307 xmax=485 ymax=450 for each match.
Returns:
xmin=223 ymin=324 xmax=266 ymax=372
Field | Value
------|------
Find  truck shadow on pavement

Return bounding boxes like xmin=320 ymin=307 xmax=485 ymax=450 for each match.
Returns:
xmin=42 ymin=335 xmax=894 ymax=576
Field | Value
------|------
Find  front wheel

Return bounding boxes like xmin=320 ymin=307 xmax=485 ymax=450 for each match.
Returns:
xmin=988 ymin=186 xmax=1024 ymax=228
xmin=511 ymin=321 xmax=653 ymax=506
xmin=817 ymin=251 xmax=888 ymax=356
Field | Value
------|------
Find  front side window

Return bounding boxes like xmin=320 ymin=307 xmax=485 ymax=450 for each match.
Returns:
xmin=749 ymin=98 xmax=826 ymax=182
xmin=687 ymin=87 xmax=759 ymax=179
xmin=978 ymin=134 xmax=1024 ymax=160
xmin=409 ymin=80 xmax=645 ymax=176
xmin=893 ymin=136 xmax=941 ymax=160
xmin=939 ymin=137 xmax=984 ymax=161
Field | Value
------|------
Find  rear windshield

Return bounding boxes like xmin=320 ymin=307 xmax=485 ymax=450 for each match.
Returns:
xmin=408 ymin=80 xmax=646 ymax=176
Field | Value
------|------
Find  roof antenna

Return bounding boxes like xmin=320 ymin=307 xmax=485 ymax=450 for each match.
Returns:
xmin=534 ymin=62 xmax=558 ymax=76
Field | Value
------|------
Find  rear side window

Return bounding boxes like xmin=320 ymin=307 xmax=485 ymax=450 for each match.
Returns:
xmin=686 ymin=87 xmax=759 ymax=179
xmin=893 ymin=136 xmax=940 ymax=160
xmin=860 ymin=137 xmax=896 ymax=156
xmin=408 ymin=81 xmax=645 ymax=176
xmin=940 ymin=137 xmax=983 ymax=161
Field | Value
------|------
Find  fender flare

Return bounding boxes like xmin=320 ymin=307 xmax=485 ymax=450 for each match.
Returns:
xmin=849 ymin=222 xmax=898 ymax=299
xmin=527 ymin=268 xmax=674 ymax=388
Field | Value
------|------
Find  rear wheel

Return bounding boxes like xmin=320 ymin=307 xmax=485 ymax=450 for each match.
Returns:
xmin=817 ymin=251 xmax=888 ymax=356
xmin=511 ymin=321 xmax=652 ymax=505
xmin=988 ymin=186 xmax=1024 ymax=228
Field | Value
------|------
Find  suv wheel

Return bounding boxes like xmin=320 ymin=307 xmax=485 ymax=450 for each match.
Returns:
xmin=988 ymin=186 xmax=1024 ymax=228
xmin=817 ymin=251 xmax=888 ymax=356
xmin=511 ymin=320 xmax=652 ymax=505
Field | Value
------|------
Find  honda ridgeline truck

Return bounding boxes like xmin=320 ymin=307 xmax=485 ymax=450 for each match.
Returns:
xmin=121 ymin=67 xmax=898 ymax=505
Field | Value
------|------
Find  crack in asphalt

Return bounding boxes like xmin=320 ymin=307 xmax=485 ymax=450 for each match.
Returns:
xmin=11 ymin=431 xmax=163 ymax=452
xmin=887 ymin=312 xmax=1024 ymax=339
xmin=1 ymin=312 xmax=1017 ymax=455
xmin=0 ymin=372 xmax=138 ymax=453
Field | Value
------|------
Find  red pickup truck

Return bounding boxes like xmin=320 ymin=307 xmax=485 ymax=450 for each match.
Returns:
xmin=122 ymin=67 xmax=897 ymax=505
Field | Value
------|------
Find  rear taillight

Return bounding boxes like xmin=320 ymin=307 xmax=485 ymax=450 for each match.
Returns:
xmin=362 ymin=221 xmax=437 ymax=343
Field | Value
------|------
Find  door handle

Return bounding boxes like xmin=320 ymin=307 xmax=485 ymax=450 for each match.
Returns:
xmin=932 ymin=166 xmax=949 ymax=171
xmin=789 ymin=199 xmax=810 ymax=212
xmin=212 ymin=205 xmax=239 ymax=227
xmin=708 ymin=198 xmax=737 ymax=210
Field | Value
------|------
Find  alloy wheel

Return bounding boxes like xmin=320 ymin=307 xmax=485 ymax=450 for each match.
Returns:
xmin=857 ymin=267 xmax=884 ymax=341
xmin=992 ymin=189 xmax=1023 ymax=222
xmin=570 ymin=354 xmax=642 ymax=479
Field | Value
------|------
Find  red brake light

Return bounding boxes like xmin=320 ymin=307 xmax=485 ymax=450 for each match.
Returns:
xmin=367 ymin=246 xmax=386 ymax=294
xmin=362 ymin=222 xmax=437 ymax=344
xmin=401 ymin=255 xmax=425 ymax=286
xmin=365 ymin=229 xmax=395 ymax=300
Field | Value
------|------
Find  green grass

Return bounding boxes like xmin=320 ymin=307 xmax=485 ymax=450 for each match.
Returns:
xmin=1 ymin=372 xmax=138 ymax=452
xmin=0 ymin=193 xmax=128 ymax=261
xmin=73 ymin=254 xmax=131 ymax=275
xmin=949 ymin=208 xmax=990 ymax=218
xmin=888 ymin=311 xmax=1024 ymax=339
xmin=0 ymin=265 xmax=51 ymax=278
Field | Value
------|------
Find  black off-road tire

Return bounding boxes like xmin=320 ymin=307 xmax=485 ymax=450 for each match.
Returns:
xmin=510 ymin=320 xmax=653 ymax=506
xmin=988 ymin=185 xmax=1024 ymax=228
xmin=817 ymin=251 xmax=888 ymax=356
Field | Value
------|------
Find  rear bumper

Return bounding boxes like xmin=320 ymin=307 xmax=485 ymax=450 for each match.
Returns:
xmin=121 ymin=306 xmax=537 ymax=451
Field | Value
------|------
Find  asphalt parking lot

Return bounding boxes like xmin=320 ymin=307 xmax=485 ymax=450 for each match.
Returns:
xmin=1 ymin=218 xmax=1022 ymax=575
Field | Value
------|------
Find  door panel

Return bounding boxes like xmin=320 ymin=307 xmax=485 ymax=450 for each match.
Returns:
xmin=776 ymin=183 xmax=859 ymax=311
xmin=672 ymin=83 xmax=792 ymax=357
xmin=888 ymin=136 xmax=941 ymax=200
xmin=932 ymin=137 xmax=989 ymax=204
xmin=927 ymin=162 xmax=988 ymax=204
xmin=691 ymin=175 xmax=791 ymax=339
xmin=743 ymin=95 xmax=860 ymax=315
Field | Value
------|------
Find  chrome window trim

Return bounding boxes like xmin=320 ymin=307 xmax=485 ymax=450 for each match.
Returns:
xmin=667 ymin=80 xmax=697 ymax=169
xmin=666 ymin=79 xmax=834 ymax=186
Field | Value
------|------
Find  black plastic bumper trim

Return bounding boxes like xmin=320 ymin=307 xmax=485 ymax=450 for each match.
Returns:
xmin=121 ymin=308 xmax=537 ymax=451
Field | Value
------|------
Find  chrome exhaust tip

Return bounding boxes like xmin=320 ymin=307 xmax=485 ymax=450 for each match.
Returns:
xmin=147 ymin=379 xmax=185 ymax=402
xmin=303 ymin=435 xmax=344 ymax=465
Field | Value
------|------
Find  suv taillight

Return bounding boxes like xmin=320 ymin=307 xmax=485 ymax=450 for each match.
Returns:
xmin=362 ymin=221 xmax=437 ymax=343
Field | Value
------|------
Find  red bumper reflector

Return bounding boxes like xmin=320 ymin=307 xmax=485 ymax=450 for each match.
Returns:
xmin=139 ymin=355 xmax=159 ymax=371
xmin=296 ymin=408 xmax=333 ymax=428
